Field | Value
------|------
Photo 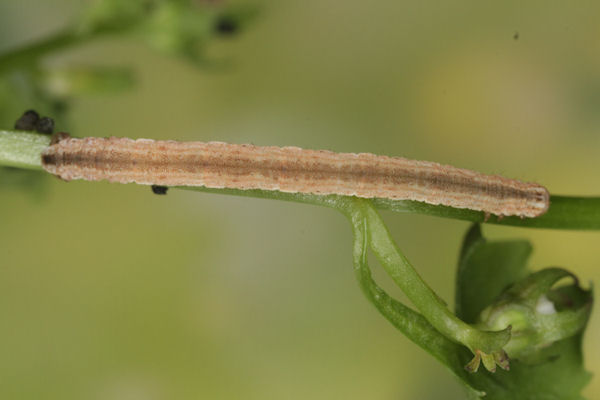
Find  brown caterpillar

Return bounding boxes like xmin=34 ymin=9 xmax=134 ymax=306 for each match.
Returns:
xmin=41 ymin=134 xmax=550 ymax=217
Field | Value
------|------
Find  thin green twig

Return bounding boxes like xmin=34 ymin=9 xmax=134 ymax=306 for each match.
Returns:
xmin=0 ymin=130 xmax=50 ymax=169
xmin=0 ymin=31 xmax=81 ymax=75
xmin=0 ymin=24 xmax=135 ymax=75
xmin=342 ymin=197 xmax=484 ymax=395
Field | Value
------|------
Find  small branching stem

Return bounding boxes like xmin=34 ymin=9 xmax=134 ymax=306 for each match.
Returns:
xmin=340 ymin=199 xmax=511 ymax=371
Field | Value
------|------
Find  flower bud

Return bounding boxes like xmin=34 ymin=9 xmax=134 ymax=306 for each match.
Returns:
xmin=477 ymin=268 xmax=592 ymax=361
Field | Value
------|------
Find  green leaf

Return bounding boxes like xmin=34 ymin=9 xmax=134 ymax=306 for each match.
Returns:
xmin=478 ymin=267 xmax=592 ymax=362
xmin=455 ymin=224 xmax=592 ymax=399
xmin=455 ymin=224 xmax=532 ymax=324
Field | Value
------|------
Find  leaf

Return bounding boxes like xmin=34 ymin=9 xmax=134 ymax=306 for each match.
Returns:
xmin=455 ymin=224 xmax=531 ymax=324
xmin=455 ymin=224 xmax=592 ymax=399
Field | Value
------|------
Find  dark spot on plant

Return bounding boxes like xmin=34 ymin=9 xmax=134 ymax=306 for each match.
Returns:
xmin=14 ymin=110 xmax=40 ymax=131
xmin=151 ymin=185 xmax=168 ymax=195
xmin=36 ymin=116 xmax=55 ymax=134
xmin=14 ymin=110 xmax=56 ymax=134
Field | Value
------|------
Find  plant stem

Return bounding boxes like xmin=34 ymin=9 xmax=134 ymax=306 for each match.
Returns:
xmin=0 ymin=24 xmax=135 ymax=75
xmin=342 ymin=198 xmax=511 ymax=374
xmin=343 ymin=198 xmax=483 ymax=394
xmin=371 ymin=196 xmax=600 ymax=230
xmin=346 ymin=199 xmax=511 ymax=355
xmin=1 ymin=129 xmax=598 ymax=230
xmin=0 ymin=130 xmax=50 ymax=169
xmin=0 ymin=30 xmax=80 ymax=75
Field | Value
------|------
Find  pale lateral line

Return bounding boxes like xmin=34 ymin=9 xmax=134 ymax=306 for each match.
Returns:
xmin=41 ymin=136 xmax=550 ymax=217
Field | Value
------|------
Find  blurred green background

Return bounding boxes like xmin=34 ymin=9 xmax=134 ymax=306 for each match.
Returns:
xmin=1 ymin=1 xmax=599 ymax=399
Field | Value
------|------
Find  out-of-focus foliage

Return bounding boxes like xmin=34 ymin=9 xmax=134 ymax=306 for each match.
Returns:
xmin=0 ymin=0 xmax=256 ymax=128
xmin=78 ymin=0 xmax=257 ymax=62
xmin=0 ymin=0 xmax=256 ymax=191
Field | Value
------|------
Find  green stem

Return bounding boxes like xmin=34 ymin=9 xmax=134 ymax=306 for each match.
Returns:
xmin=371 ymin=196 xmax=600 ymax=230
xmin=346 ymin=199 xmax=510 ymax=355
xmin=181 ymin=187 xmax=600 ymax=230
xmin=0 ymin=130 xmax=50 ymax=169
xmin=1 ymin=129 xmax=599 ymax=230
xmin=0 ymin=31 xmax=81 ymax=75
xmin=344 ymin=198 xmax=483 ymax=395
xmin=0 ymin=24 xmax=136 ymax=75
